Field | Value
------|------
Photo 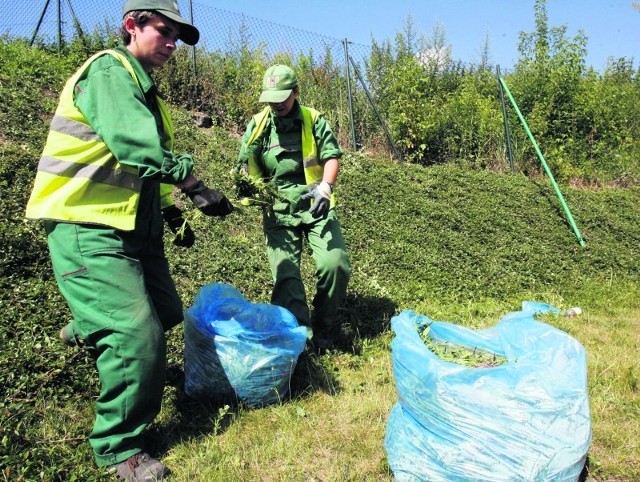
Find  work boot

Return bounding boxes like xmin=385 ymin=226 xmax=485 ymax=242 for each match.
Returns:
xmin=313 ymin=336 xmax=334 ymax=355
xmin=107 ymin=452 xmax=169 ymax=481
xmin=307 ymin=328 xmax=334 ymax=355
xmin=59 ymin=323 xmax=77 ymax=347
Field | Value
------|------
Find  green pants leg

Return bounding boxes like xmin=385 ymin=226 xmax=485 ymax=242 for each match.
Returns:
xmin=265 ymin=218 xmax=310 ymax=326
xmin=264 ymin=210 xmax=351 ymax=333
xmin=45 ymin=221 xmax=182 ymax=467
xmin=307 ymin=212 xmax=352 ymax=332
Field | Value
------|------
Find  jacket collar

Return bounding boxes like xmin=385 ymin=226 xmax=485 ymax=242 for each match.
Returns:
xmin=115 ymin=45 xmax=155 ymax=95
xmin=270 ymin=100 xmax=303 ymax=124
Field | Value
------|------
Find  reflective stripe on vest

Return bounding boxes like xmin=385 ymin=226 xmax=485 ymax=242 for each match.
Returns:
xmin=37 ymin=155 xmax=141 ymax=190
xmin=244 ymin=105 xmax=335 ymax=207
xmin=50 ymin=115 xmax=101 ymax=141
xmin=25 ymin=49 xmax=175 ymax=231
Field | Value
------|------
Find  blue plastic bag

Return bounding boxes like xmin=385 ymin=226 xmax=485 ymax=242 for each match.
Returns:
xmin=184 ymin=283 xmax=308 ymax=406
xmin=384 ymin=302 xmax=591 ymax=482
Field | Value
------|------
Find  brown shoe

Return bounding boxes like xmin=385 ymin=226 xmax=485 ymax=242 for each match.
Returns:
xmin=307 ymin=336 xmax=334 ymax=355
xmin=107 ymin=452 xmax=169 ymax=481
xmin=59 ymin=323 xmax=77 ymax=347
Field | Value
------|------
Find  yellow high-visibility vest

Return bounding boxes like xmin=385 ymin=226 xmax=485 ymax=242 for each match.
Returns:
xmin=26 ymin=49 xmax=175 ymax=231
xmin=242 ymin=105 xmax=335 ymax=207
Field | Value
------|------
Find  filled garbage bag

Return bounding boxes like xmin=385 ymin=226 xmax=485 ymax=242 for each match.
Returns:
xmin=384 ymin=301 xmax=591 ymax=482
xmin=184 ymin=282 xmax=308 ymax=406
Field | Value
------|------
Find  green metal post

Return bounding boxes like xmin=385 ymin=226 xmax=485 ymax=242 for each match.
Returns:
xmin=57 ymin=0 xmax=62 ymax=52
xmin=349 ymin=55 xmax=402 ymax=162
xmin=343 ymin=39 xmax=357 ymax=151
xmin=499 ymin=76 xmax=586 ymax=247
xmin=496 ymin=65 xmax=514 ymax=172
xmin=31 ymin=0 xmax=52 ymax=46
xmin=188 ymin=0 xmax=198 ymax=110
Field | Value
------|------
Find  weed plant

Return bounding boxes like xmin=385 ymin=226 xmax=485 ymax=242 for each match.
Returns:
xmin=419 ymin=324 xmax=508 ymax=368
xmin=230 ymin=169 xmax=284 ymax=207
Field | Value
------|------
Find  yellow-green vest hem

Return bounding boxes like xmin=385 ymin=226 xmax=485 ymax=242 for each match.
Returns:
xmin=25 ymin=49 xmax=176 ymax=231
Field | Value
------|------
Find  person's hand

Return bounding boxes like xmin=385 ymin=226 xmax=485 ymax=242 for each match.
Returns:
xmin=162 ymin=206 xmax=195 ymax=248
xmin=235 ymin=178 xmax=257 ymax=198
xmin=181 ymin=180 xmax=234 ymax=217
xmin=235 ymin=163 xmax=256 ymax=197
xmin=301 ymin=181 xmax=332 ymax=218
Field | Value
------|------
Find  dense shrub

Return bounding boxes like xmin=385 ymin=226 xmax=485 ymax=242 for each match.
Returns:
xmin=7 ymin=0 xmax=640 ymax=183
xmin=360 ymin=0 xmax=640 ymax=182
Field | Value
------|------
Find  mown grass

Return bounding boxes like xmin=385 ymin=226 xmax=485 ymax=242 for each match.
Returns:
xmin=1 ymin=39 xmax=639 ymax=481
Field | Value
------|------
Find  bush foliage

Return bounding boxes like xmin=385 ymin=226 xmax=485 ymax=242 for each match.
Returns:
xmin=15 ymin=0 xmax=638 ymax=182
xmin=140 ymin=0 xmax=640 ymax=183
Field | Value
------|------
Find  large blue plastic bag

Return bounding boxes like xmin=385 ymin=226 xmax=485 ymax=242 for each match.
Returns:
xmin=384 ymin=301 xmax=591 ymax=482
xmin=184 ymin=283 xmax=308 ymax=406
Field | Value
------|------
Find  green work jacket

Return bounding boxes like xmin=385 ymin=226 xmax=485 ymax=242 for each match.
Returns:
xmin=238 ymin=102 xmax=342 ymax=225
xmin=26 ymin=46 xmax=191 ymax=231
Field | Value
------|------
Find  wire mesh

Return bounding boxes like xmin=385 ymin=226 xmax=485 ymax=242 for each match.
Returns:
xmin=0 ymin=0 xmax=372 ymax=65
xmin=2 ymin=0 xmax=378 ymax=152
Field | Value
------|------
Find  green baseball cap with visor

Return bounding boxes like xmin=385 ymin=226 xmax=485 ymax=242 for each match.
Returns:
xmin=259 ymin=65 xmax=298 ymax=103
xmin=122 ymin=0 xmax=200 ymax=45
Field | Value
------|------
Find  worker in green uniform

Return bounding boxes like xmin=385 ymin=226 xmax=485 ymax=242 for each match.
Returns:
xmin=25 ymin=1 xmax=232 ymax=479
xmin=236 ymin=64 xmax=352 ymax=354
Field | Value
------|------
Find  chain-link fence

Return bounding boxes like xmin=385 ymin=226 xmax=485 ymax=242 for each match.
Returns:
xmin=5 ymin=1 xmax=636 ymax=179
xmin=3 ymin=1 xmax=509 ymax=161
xmin=2 ymin=0 xmax=388 ymax=154
xmin=1 ymin=0 xmax=371 ymax=62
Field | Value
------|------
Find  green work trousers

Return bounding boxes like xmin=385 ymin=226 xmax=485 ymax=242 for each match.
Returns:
xmin=44 ymin=221 xmax=183 ymax=467
xmin=264 ymin=210 xmax=351 ymax=334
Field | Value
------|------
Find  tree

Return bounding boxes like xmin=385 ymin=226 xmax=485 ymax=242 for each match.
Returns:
xmin=477 ymin=31 xmax=492 ymax=71
xmin=416 ymin=22 xmax=452 ymax=72
xmin=511 ymin=0 xmax=590 ymax=177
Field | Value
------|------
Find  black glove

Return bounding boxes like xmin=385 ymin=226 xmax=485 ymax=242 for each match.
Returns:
xmin=162 ymin=206 xmax=195 ymax=248
xmin=300 ymin=181 xmax=332 ymax=218
xmin=235 ymin=178 xmax=257 ymax=198
xmin=182 ymin=180 xmax=234 ymax=217
xmin=235 ymin=162 xmax=256 ymax=198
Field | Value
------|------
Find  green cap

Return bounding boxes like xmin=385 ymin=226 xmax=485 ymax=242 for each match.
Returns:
xmin=122 ymin=0 xmax=199 ymax=45
xmin=259 ymin=65 xmax=298 ymax=103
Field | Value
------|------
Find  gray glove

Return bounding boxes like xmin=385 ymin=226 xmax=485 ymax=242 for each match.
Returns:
xmin=301 ymin=181 xmax=332 ymax=218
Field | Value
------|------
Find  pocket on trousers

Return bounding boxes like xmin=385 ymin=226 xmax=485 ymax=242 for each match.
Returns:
xmin=61 ymin=265 xmax=89 ymax=279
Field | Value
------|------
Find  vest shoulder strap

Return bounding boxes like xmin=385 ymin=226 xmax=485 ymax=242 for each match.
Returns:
xmin=300 ymin=105 xmax=320 ymax=123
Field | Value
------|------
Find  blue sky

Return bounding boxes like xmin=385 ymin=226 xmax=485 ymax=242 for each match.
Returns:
xmin=200 ymin=0 xmax=638 ymax=71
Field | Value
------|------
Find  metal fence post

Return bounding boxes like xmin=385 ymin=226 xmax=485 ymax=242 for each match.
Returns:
xmin=349 ymin=55 xmax=402 ymax=162
xmin=57 ymin=0 xmax=62 ymax=52
xmin=343 ymin=38 xmax=358 ymax=151
xmin=497 ymin=65 xmax=514 ymax=172
xmin=499 ymin=75 xmax=586 ymax=247
xmin=31 ymin=0 xmax=52 ymax=46
xmin=188 ymin=0 xmax=198 ymax=110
